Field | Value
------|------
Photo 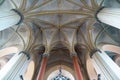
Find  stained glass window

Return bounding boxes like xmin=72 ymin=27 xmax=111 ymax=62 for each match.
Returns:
xmin=52 ymin=67 xmax=70 ymax=80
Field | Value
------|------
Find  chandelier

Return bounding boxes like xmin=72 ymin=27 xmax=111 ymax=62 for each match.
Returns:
xmin=52 ymin=67 xmax=70 ymax=80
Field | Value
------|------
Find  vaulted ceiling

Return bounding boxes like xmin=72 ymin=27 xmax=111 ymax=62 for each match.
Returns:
xmin=1 ymin=0 xmax=120 ymax=67
xmin=1 ymin=0 xmax=120 ymax=79
xmin=1 ymin=0 xmax=103 ymax=51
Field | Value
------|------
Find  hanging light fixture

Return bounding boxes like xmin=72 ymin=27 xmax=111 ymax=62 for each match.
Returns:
xmin=52 ymin=66 xmax=70 ymax=80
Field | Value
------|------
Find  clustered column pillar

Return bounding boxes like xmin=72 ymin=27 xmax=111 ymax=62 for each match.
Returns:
xmin=71 ymin=53 xmax=83 ymax=80
xmin=37 ymin=53 xmax=49 ymax=80
xmin=91 ymin=50 xmax=120 ymax=80
xmin=96 ymin=8 xmax=120 ymax=29
xmin=0 ymin=9 xmax=23 ymax=31
xmin=0 ymin=51 xmax=30 ymax=80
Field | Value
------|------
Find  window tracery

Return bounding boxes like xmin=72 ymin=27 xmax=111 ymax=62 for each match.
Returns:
xmin=52 ymin=68 xmax=70 ymax=80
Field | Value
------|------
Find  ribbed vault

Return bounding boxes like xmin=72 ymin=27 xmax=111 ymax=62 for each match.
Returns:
xmin=1 ymin=0 xmax=120 ymax=80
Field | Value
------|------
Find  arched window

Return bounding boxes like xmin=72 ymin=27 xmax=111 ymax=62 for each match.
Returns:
xmin=47 ymin=69 xmax=75 ymax=80
xmin=52 ymin=68 xmax=70 ymax=80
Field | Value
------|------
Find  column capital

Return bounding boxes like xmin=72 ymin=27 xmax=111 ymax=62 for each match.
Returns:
xmin=11 ymin=9 xmax=24 ymax=25
xmin=95 ymin=6 xmax=105 ymax=23
xmin=70 ymin=52 xmax=77 ymax=57
xmin=90 ymin=49 xmax=101 ymax=58
xmin=43 ymin=53 xmax=49 ymax=57
xmin=19 ymin=51 xmax=30 ymax=60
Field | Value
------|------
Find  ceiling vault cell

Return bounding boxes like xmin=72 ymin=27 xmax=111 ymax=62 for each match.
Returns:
xmin=2 ymin=0 xmax=120 ymax=80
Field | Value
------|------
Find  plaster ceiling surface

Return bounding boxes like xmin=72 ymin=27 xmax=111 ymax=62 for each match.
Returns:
xmin=0 ymin=0 xmax=120 ymax=61
xmin=3 ymin=0 xmax=102 ymax=50
xmin=1 ymin=1 xmax=120 ymax=79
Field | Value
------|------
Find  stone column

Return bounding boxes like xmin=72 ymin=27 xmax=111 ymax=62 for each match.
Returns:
xmin=37 ymin=53 xmax=49 ymax=80
xmin=92 ymin=50 xmax=120 ymax=80
xmin=96 ymin=8 xmax=120 ymax=29
xmin=71 ymin=53 xmax=83 ymax=80
xmin=0 ymin=51 xmax=30 ymax=80
xmin=0 ymin=9 xmax=23 ymax=31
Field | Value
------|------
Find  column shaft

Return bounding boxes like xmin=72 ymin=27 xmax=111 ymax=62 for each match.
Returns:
xmin=0 ymin=52 xmax=29 ymax=80
xmin=0 ymin=10 xmax=20 ymax=31
xmin=72 ymin=55 xmax=83 ymax=80
xmin=37 ymin=56 xmax=47 ymax=80
xmin=93 ymin=50 xmax=120 ymax=80
xmin=97 ymin=8 xmax=120 ymax=29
